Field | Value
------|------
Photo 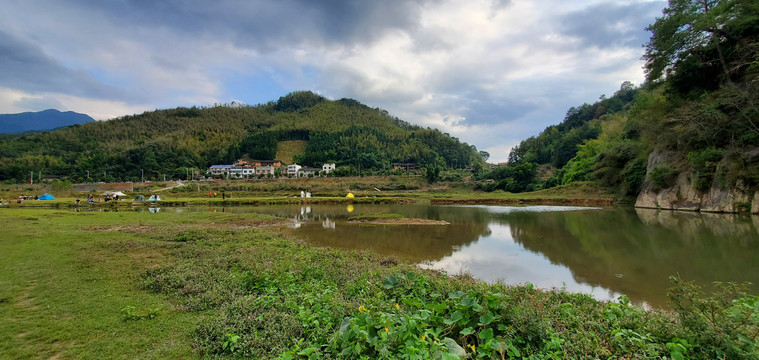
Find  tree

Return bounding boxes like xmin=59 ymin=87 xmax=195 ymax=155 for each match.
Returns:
xmin=479 ymin=151 xmax=490 ymax=162
xmin=425 ymin=163 xmax=440 ymax=183
xmin=643 ymin=0 xmax=759 ymax=83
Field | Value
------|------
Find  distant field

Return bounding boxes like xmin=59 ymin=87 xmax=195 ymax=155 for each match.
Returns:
xmin=276 ymin=140 xmax=308 ymax=164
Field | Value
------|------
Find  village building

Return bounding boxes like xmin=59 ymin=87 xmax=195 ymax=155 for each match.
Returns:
xmin=286 ymin=164 xmax=301 ymax=176
xmin=255 ymin=165 xmax=275 ymax=176
xmin=208 ymin=160 xmax=330 ymax=178
xmin=209 ymin=165 xmax=233 ymax=176
xmin=322 ymin=163 xmax=336 ymax=174
xmin=297 ymin=167 xmax=320 ymax=178
xmin=392 ymin=163 xmax=417 ymax=171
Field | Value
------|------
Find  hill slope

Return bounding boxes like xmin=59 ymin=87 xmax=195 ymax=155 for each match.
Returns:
xmin=0 ymin=109 xmax=94 ymax=133
xmin=0 ymin=92 xmax=484 ymax=182
xmin=480 ymin=0 xmax=759 ymax=211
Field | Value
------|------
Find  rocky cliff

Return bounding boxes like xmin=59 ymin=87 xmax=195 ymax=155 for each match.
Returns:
xmin=635 ymin=150 xmax=759 ymax=214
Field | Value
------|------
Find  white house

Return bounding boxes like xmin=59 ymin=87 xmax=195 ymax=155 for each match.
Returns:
xmin=208 ymin=165 xmax=233 ymax=176
xmin=297 ymin=167 xmax=320 ymax=178
xmin=287 ymin=164 xmax=302 ymax=176
xmin=230 ymin=167 xmax=244 ymax=177
xmin=322 ymin=163 xmax=336 ymax=174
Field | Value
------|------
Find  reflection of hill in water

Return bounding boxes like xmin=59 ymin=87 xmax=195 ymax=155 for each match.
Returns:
xmin=275 ymin=205 xmax=492 ymax=263
xmin=498 ymin=208 xmax=759 ymax=307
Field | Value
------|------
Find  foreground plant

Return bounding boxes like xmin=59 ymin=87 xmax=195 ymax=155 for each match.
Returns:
xmin=137 ymin=227 xmax=758 ymax=359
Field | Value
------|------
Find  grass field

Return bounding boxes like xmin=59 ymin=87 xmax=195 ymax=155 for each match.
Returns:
xmin=1 ymin=207 xmax=757 ymax=359
xmin=276 ymin=140 xmax=308 ymax=164
xmin=1 ymin=176 xmax=619 ymax=210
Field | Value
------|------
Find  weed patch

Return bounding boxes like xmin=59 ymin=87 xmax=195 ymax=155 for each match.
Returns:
xmin=138 ymin=225 xmax=759 ymax=359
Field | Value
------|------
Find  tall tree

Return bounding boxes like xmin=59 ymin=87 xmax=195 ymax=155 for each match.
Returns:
xmin=644 ymin=0 xmax=759 ymax=83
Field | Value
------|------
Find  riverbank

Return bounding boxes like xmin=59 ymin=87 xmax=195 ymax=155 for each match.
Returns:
xmin=1 ymin=178 xmax=622 ymax=211
xmin=1 ymin=208 xmax=755 ymax=359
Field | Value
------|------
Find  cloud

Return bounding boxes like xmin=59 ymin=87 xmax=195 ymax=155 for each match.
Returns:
xmin=0 ymin=0 xmax=667 ymax=162
xmin=15 ymin=95 xmax=64 ymax=111
xmin=0 ymin=29 xmax=127 ymax=100
xmin=558 ymin=2 xmax=664 ymax=49
xmin=69 ymin=0 xmax=436 ymax=52
xmin=0 ymin=88 xmax=145 ymax=120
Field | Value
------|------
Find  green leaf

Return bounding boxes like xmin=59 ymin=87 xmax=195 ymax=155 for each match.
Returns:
xmin=297 ymin=347 xmax=317 ymax=356
xmin=339 ymin=316 xmax=351 ymax=334
xmin=460 ymin=327 xmax=475 ymax=336
xmin=441 ymin=353 xmax=460 ymax=360
xmin=478 ymin=312 xmax=496 ymax=326
xmin=507 ymin=343 xmax=521 ymax=357
xmin=443 ymin=338 xmax=467 ymax=358
xmin=478 ymin=327 xmax=494 ymax=342
xmin=443 ymin=311 xmax=463 ymax=325
xmin=448 ymin=291 xmax=465 ymax=299
xmin=382 ymin=275 xmax=400 ymax=289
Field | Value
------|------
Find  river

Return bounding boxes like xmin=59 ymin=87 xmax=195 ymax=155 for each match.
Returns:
xmin=159 ymin=204 xmax=759 ymax=308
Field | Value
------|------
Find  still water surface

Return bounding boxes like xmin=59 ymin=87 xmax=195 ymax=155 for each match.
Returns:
xmin=171 ymin=204 xmax=759 ymax=308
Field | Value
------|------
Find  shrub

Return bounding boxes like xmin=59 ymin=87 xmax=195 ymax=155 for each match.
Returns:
xmin=622 ymin=157 xmax=648 ymax=194
xmin=667 ymin=277 xmax=759 ymax=359
xmin=649 ymin=166 xmax=679 ymax=190
xmin=688 ymin=148 xmax=724 ymax=192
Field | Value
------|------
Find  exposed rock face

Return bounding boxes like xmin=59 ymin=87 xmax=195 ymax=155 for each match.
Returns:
xmin=701 ymin=181 xmax=751 ymax=213
xmin=635 ymin=150 xmax=756 ymax=214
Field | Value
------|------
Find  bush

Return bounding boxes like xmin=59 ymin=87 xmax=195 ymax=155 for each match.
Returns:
xmin=649 ymin=166 xmax=679 ymax=190
xmin=622 ymin=157 xmax=648 ymax=194
xmin=688 ymin=148 xmax=724 ymax=192
xmin=667 ymin=277 xmax=759 ymax=359
xmin=439 ymin=171 xmax=464 ymax=182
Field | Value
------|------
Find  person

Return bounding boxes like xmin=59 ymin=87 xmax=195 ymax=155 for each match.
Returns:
xmin=75 ymin=199 xmax=81 ymax=205
xmin=222 ymin=192 xmax=226 ymax=200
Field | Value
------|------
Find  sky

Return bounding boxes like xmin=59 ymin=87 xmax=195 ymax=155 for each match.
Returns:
xmin=0 ymin=0 xmax=665 ymax=163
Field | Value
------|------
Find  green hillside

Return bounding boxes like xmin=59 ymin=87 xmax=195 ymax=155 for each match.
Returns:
xmin=276 ymin=140 xmax=308 ymax=165
xmin=0 ymin=92 xmax=485 ymax=182
xmin=481 ymin=0 xmax=759 ymax=198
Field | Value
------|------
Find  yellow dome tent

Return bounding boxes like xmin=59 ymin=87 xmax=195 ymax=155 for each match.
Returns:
xmin=346 ymin=193 xmax=355 ymax=198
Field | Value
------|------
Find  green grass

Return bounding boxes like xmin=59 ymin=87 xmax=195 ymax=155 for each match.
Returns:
xmin=2 ymin=207 xmax=756 ymax=359
xmin=0 ymin=209 xmax=216 ymax=359
xmin=276 ymin=140 xmax=308 ymax=164
xmin=2 ymin=177 xmax=619 ymax=212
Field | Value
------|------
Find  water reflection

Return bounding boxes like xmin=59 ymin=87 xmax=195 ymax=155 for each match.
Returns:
xmin=272 ymin=205 xmax=491 ymax=263
xmin=141 ymin=204 xmax=759 ymax=308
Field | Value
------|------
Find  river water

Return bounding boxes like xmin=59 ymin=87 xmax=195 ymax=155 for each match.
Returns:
xmin=167 ymin=204 xmax=759 ymax=308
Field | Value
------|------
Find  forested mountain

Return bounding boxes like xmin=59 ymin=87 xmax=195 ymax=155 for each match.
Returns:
xmin=483 ymin=0 xmax=759 ymax=201
xmin=0 ymin=92 xmax=484 ymax=182
xmin=0 ymin=109 xmax=94 ymax=133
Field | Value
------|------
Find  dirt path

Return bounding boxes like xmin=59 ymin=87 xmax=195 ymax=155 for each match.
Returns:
xmin=152 ymin=181 xmax=186 ymax=192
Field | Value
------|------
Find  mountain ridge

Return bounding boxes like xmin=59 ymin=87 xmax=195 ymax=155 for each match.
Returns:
xmin=0 ymin=109 xmax=94 ymax=133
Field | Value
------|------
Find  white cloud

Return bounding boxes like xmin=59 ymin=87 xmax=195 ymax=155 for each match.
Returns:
xmin=0 ymin=87 xmax=148 ymax=120
xmin=0 ymin=0 xmax=665 ymax=161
